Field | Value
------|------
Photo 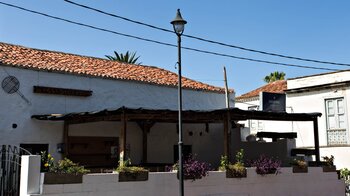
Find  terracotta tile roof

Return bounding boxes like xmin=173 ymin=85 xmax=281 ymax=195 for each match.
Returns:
xmin=237 ymin=80 xmax=287 ymax=100
xmin=0 ymin=42 xmax=227 ymax=93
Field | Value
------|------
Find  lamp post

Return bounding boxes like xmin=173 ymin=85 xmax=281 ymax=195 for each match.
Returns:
xmin=171 ymin=9 xmax=187 ymax=196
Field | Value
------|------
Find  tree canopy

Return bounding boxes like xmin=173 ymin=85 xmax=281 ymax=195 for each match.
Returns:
xmin=263 ymin=71 xmax=286 ymax=83
xmin=105 ymin=51 xmax=142 ymax=65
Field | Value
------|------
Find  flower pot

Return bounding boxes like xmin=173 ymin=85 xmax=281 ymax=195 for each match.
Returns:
xmin=226 ymin=168 xmax=247 ymax=178
xmin=176 ymin=172 xmax=198 ymax=181
xmin=176 ymin=171 xmax=209 ymax=181
xmin=118 ymin=171 xmax=149 ymax=182
xmin=256 ymin=168 xmax=278 ymax=175
xmin=322 ymin=165 xmax=336 ymax=172
xmin=44 ymin=173 xmax=83 ymax=184
xmin=292 ymin=166 xmax=308 ymax=173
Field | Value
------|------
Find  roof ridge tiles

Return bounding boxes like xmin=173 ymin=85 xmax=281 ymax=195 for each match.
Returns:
xmin=0 ymin=42 xmax=230 ymax=93
xmin=237 ymin=80 xmax=286 ymax=100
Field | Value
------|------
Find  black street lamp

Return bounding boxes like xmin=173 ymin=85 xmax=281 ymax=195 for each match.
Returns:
xmin=171 ymin=9 xmax=187 ymax=196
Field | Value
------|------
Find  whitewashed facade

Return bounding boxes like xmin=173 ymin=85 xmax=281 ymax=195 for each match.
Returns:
xmin=236 ymin=70 xmax=350 ymax=168
xmin=0 ymin=61 xmax=233 ymax=167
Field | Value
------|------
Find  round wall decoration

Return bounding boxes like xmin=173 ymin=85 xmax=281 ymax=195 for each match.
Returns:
xmin=2 ymin=76 xmax=20 ymax=94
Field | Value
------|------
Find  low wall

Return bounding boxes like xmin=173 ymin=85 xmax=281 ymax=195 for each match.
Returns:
xmin=37 ymin=168 xmax=345 ymax=196
xmin=237 ymin=139 xmax=295 ymax=166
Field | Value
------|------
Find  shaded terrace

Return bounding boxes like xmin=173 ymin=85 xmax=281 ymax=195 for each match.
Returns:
xmin=32 ymin=107 xmax=322 ymax=168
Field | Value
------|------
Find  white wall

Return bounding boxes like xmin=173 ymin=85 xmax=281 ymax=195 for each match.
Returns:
xmin=288 ymin=87 xmax=350 ymax=168
xmin=236 ymin=72 xmax=350 ymax=168
xmin=287 ymin=89 xmax=349 ymax=147
xmin=37 ymin=169 xmax=345 ymax=196
xmin=68 ymin=121 xmax=225 ymax=166
xmin=235 ymin=100 xmax=297 ymax=139
xmin=147 ymin=123 xmax=224 ymax=167
xmin=0 ymin=66 xmax=232 ymax=163
xmin=320 ymin=147 xmax=350 ymax=169
xmin=288 ymin=70 xmax=350 ymax=89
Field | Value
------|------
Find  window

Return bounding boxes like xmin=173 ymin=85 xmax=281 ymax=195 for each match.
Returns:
xmin=325 ymin=98 xmax=348 ymax=145
xmin=248 ymin=106 xmax=264 ymax=132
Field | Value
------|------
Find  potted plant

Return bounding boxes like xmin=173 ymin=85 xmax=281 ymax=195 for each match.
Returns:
xmin=116 ymin=159 xmax=149 ymax=182
xmin=340 ymin=168 xmax=350 ymax=194
xmin=173 ymin=155 xmax=211 ymax=181
xmin=226 ymin=149 xmax=247 ymax=178
xmin=40 ymin=151 xmax=54 ymax=172
xmin=322 ymin=155 xmax=336 ymax=172
xmin=218 ymin=155 xmax=229 ymax=171
xmin=43 ymin=156 xmax=89 ymax=184
xmin=252 ymin=155 xmax=281 ymax=175
xmin=291 ymin=158 xmax=308 ymax=173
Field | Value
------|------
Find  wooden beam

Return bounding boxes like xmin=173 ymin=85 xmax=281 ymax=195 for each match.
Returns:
xmin=126 ymin=113 xmax=223 ymax=122
xmin=63 ymin=121 xmax=69 ymax=157
xmin=66 ymin=113 xmax=224 ymax=124
xmin=291 ymin=148 xmax=316 ymax=156
xmin=313 ymin=118 xmax=320 ymax=165
xmin=33 ymin=85 xmax=92 ymax=97
xmin=256 ymin=132 xmax=297 ymax=140
xmin=67 ymin=115 xmax=121 ymax=124
xmin=119 ymin=111 xmax=127 ymax=167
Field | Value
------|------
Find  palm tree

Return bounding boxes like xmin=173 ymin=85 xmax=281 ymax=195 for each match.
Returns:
xmin=105 ymin=51 xmax=142 ymax=65
xmin=263 ymin=71 xmax=286 ymax=83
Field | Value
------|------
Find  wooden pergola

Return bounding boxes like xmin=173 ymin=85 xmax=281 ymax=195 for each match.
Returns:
xmin=32 ymin=107 xmax=322 ymax=166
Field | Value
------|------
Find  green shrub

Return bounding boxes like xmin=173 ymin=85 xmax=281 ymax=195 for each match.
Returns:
xmin=219 ymin=155 xmax=229 ymax=171
xmin=322 ymin=155 xmax=334 ymax=166
xmin=227 ymin=162 xmax=246 ymax=177
xmin=235 ymin=149 xmax=244 ymax=164
xmin=291 ymin=158 xmax=307 ymax=169
xmin=116 ymin=159 xmax=148 ymax=173
xmin=51 ymin=158 xmax=89 ymax=175
xmin=340 ymin=168 xmax=350 ymax=179
xmin=225 ymin=149 xmax=247 ymax=177
xmin=40 ymin=151 xmax=55 ymax=172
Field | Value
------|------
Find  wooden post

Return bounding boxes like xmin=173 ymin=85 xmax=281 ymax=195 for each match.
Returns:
xmin=119 ymin=111 xmax=127 ymax=167
xmin=223 ymin=66 xmax=230 ymax=109
xmin=313 ymin=118 xmax=320 ymax=165
xmin=223 ymin=114 xmax=229 ymax=158
xmin=142 ymin=128 xmax=148 ymax=164
xmin=137 ymin=121 xmax=155 ymax=164
xmin=223 ymin=66 xmax=231 ymax=160
xmin=63 ymin=121 xmax=69 ymax=157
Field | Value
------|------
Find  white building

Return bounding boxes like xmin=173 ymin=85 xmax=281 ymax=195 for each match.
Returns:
xmin=236 ymin=71 xmax=350 ymax=168
xmin=0 ymin=42 xmax=234 ymax=168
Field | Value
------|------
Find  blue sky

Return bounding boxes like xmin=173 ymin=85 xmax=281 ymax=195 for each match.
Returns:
xmin=1 ymin=0 xmax=350 ymax=95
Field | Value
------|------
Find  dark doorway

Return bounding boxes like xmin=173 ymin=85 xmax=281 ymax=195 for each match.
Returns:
xmin=20 ymin=143 xmax=49 ymax=155
xmin=68 ymin=136 xmax=119 ymax=168
xmin=173 ymin=145 xmax=192 ymax=163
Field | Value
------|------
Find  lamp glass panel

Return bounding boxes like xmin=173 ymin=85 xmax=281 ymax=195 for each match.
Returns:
xmin=174 ymin=24 xmax=184 ymax=34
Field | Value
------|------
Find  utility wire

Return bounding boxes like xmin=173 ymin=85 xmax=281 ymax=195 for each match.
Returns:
xmin=0 ymin=2 xmax=339 ymax=71
xmin=64 ymin=0 xmax=350 ymax=67
xmin=180 ymin=47 xmax=337 ymax=71
xmin=64 ymin=0 xmax=173 ymax=33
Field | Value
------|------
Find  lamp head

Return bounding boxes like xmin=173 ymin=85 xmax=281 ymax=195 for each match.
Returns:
xmin=171 ymin=9 xmax=187 ymax=36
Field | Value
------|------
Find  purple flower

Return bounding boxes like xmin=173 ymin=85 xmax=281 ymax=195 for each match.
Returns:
xmin=175 ymin=155 xmax=211 ymax=181
xmin=251 ymin=155 xmax=281 ymax=175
